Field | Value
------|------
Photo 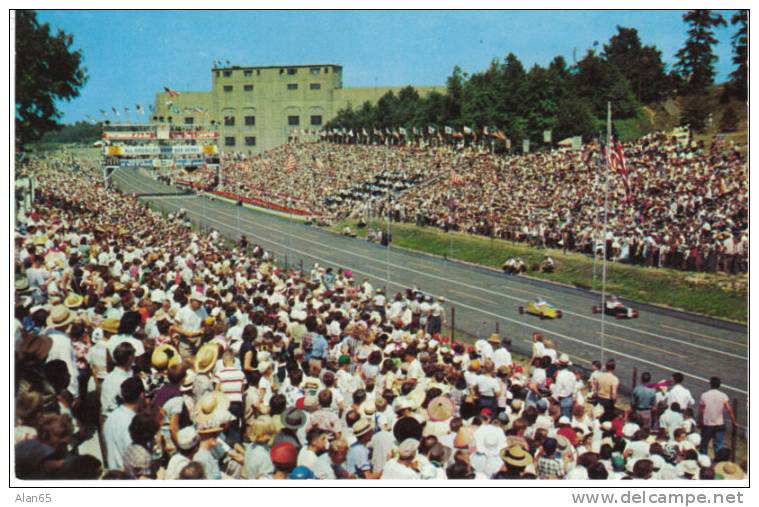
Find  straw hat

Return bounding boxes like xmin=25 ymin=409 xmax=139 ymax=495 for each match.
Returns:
xmin=63 ymin=293 xmax=83 ymax=309
xmin=714 ymin=462 xmax=746 ymax=480
xmin=100 ymin=319 xmax=120 ymax=335
xmin=427 ymin=396 xmax=454 ymax=422
xmin=352 ymin=418 xmax=373 ymax=439
xmin=487 ymin=333 xmax=501 ymax=345
xmin=151 ymin=343 xmax=181 ymax=370
xmin=501 ymin=445 xmax=533 ymax=468
xmin=453 ymin=426 xmax=477 ymax=450
xmin=46 ymin=305 xmax=75 ymax=328
xmin=194 ymin=343 xmax=218 ymax=373
xmin=193 ymin=391 xmax=232 ymax=433
xmin=245 ymin=416 xmax=278 ymax=445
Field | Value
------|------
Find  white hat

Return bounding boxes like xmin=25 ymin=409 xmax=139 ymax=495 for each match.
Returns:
xmin=150 ymin=289 xmax=167 ymax=303
xmin=687 ymin=433 xmax=702 ymax=447
xmin=558 ymin=416 xmax=571 ymax=425
xmin=177 ymin=426 xmax=199 ymax=450
xmin=697 ymin=454 xmax=711 ymax=468
xmin=398 ymin=438 xmax=419 ymax=459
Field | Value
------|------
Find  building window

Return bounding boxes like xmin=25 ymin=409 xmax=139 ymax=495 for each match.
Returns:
xmin=287 ymin=68 xmax=297 ymax=75
xmin=244 ymin=70 xmax=253 ymax=77
xmin=244 ymin=116 xmax=255 ymax=126
xmin=184 ymin=117 xmax=194 ymax=125
xmin=244 ymin=84 xmax=254 ymax=92
xmin=287 ymin=83 xmax=298 ymax=90
xmin=245 ymin=136 xmax=256 ymax=147
xmin=224 ymin=116 xmax=235 ymax=126
xmin=310 ymin=67 xmax=321 ymax=75
xmin=257 ymin=69 xmax=261 ymax=76
xmin=310 ymin=115 xmax=322 ymax=126
xmin=310 ymin=83 xmax=321 ymax=90
xmin=288 ymin=116 xmax=300 ymax=126
xmin=324 ymin=67 xmax=329 ymax=74
xmin=223 ymin=85 xmax=233 ymax=92
xmin=215 ymin=71 xmax=220 ymax=78
xmin=225 ymin=137 xmax=236 ymax=146
xmin=223 ymin=70 xmax=232 ymax=77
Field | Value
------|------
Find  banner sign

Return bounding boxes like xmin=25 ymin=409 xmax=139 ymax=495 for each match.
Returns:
xmin=171 ymin=131 xmax=219 ymax=140
xmin=102 ymin=131 xmax=156 ymax=140
xmin=543 ymin=130 xmax=552 ymax=143
xmin=175 ymin=158 xmax=205 ymax=167
xmin=522 ymin=139 xmax=530 ymax=153
xmin=118 ymin=158 xmax=176 ymax=168
xmin=106 ymin=145 xmax=216 ymax=156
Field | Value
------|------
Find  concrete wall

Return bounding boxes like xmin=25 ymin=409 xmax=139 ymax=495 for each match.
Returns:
xmin=152 ymin=64 xmax=445 ymax=154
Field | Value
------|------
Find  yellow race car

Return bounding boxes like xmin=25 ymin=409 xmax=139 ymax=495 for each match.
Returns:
xmin=518 ymin=299 xmax=563 ymax=319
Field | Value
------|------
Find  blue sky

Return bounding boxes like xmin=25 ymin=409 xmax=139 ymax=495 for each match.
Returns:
xmin=32 ymin=9 xmax=741 ymax=124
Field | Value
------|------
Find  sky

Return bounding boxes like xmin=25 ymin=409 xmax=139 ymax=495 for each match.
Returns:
xmin=30 ymin=9 xmax=742 ymax=124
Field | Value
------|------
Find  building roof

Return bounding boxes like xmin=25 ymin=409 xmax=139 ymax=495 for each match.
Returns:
xmin=211 ymin=64 xmax=342 ymax=71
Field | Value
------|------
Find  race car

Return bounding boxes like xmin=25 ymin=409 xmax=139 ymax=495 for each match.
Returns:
xmin=592 ymin=296 xmax=639 ymax=319
xmin=518 ymin=298 xmax=562 ymax=319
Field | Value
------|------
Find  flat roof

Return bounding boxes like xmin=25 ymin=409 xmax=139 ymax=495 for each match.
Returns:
xmin=211 ymin=64 xmax=342 ymax=71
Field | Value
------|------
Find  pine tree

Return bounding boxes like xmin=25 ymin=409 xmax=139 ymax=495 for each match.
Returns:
xmin=729 ymin=10 xmax=748 ymax=100
xmin=673 ymin=10 xmax=727 ymax=95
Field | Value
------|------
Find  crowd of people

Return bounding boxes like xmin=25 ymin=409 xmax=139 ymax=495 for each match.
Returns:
xmin=172 ymin=134 xmax=746 ymax=274
xmin=13 ymin=157 xmax=746 ymax=481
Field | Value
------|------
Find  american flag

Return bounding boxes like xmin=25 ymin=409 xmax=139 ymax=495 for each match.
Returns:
xmin=450 ymin=169 xmax=464 ymax=186
xmin=608 ymin=140 xmax=633 ymax=203
xmin=284 ymin=153 xmax=298 ymax=172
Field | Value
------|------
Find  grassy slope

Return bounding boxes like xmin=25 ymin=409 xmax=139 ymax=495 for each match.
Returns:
xmin=331 ymin=220 xmax=747 ymax=323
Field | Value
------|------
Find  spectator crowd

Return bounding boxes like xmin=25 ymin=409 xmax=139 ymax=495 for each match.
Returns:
xmin=172 ymin=134 xmax=746 ymax=274
xmin=13 ymin=157 xmax=746 ymax=481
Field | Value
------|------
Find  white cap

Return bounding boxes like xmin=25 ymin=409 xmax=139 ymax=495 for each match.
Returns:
xmin=177 ymin=426 xmax=199 ymax=450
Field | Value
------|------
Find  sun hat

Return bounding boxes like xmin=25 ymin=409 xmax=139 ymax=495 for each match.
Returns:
xmin=398 ymin=438 xmax=420 ymax=460
xmin=180 ymin=370 xmax=196 ymax=393
xmin=270 ymin=442 xmax=298 ymax=467
xmin=100 ymin=319 xmax=120 ymax=335
xmin=281 ymin=407 xmax=307 ymax=430
xmin=475 ymin=425 xmax=507 ymax=456
xmin=193 ymin=391 xmax=231 ymax=433
xmin=427 ymin=396 xmax=454 ymax=422
xmin=63 ymin=293 xmax=83 ymax=309
xmin=453 ymin=426 xmax=477 ymax=450
xmin=714 ymin=462 xmax=746 ymax=480
xmin=500 ymin=445 xmax=533 ymax=468
xmin=151 ymin=343 xmax=181 ymax=370
xmin=245 ymin=416 xmax=278 ymax=445
xmin=18 ymin=335 xmax=53 ymax=363
xmin=557 ymin=353 xmax=571 ymax=365
xmin=352 ymin=418 xmax=373 ymax=439
xmin=678 ymin=459 xmax=700 ymax=477
xmin=194 ymin=343 xmax=218 ymax=373
xmin=15 ymin=278 xmax=32 ymax=295
xmin=176 ymin=426 xmax=199 ymax=451
xmin=46 ymin=305 xmax=75 ymax=328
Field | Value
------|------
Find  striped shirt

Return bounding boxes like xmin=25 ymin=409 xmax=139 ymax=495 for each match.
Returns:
xmin=215 ymin=366 xmax=246 ymax=403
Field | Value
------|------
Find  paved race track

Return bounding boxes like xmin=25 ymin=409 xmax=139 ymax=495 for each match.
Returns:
xmin=112 ymin=168 xmax=749 ymax=425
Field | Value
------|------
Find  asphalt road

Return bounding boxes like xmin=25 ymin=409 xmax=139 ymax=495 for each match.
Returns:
xmin=113 ymin=169 xmax=749 ymax=425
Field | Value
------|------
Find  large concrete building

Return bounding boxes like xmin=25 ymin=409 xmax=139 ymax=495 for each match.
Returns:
xmin=152 ymin=64 xmax=444 ymax=154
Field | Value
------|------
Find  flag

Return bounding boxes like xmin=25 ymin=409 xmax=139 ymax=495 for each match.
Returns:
xmin=428 ymin=126 xmax=437 ymax=135
xmin=399 ymin=127 xmax=407 ymax=136
xmin=450 ymin=169 xmax=464 ymax=186
xmin=136 ymin=104 xmax=144 ymax=114
xmin=284 ymin=153 xmax=298 ymax=172
xmin=99 ymin=109 xmax=108 ymax=117
xmin=483 ymin=126 xmax=490 ymax=137
xmin=124 ymin=106 xmax=130 ymax=114
xmin=111 ymin=106 xmax=120 ymax=116
xmin=494 ymin=130 xmax=507 ymax=141
xmin=608 ymin=140 xmax=633 ymax=203
xmin=348 ymin=129 xmax=354 ymax=137
xmin=362 ymin=128 xmax=368 ymax=136
xmin=463 ymin=126 xmax=472 ymax=135
xmin=444 ymin=126 xmax=453 ymax=135
xmin=164 ymin=86 xmax=180 ymax=97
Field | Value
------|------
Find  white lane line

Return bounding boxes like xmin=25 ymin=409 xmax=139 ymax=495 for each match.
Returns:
xmin=122 ymin=171 xmax=746 ymax=361
xmin=144 ymin=194 xmax=747 ymax=396
xmin=660 ymin=324 xmax=747 ymax=347
xmin=595 ymin=332 xmax=687 ymax=359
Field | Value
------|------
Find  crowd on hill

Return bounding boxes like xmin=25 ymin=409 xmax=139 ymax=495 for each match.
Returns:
xmin=13 ymin=159 xmax=745 ymax=481
xmin=170 ymin=135 xmax=746 ymax=274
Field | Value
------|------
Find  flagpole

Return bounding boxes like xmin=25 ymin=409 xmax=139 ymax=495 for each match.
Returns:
xmin=600 ymin=102 xmax=611 ymax=365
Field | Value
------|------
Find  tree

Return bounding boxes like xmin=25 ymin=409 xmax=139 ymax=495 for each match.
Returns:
xmin=573 ymin=50 xmax=639 ymax=118
xmin=729 ymin=10 xmax=748 ymax=100
xmin=15 ymin=10 xmax=88 ymax=150
xmin=554 ymin=97 xmax=597 ymax=142
xmin=602 ymin=26 xmax=670 ymax=103
xmin=719 ymin=104 xmax=739 ymax=132
xmin=673 ymin=10 xmax=727 ymax=95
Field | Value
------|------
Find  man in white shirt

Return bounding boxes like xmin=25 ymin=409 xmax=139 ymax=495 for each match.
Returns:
xmin=381 ymin=439 xmax=423 ymax=479
xmin=174 ymin=292 xmax=204 ymax=355
xmin=666 ymin=372 xmax=695 ymax=410
xmin=552 ymin=355 xmax=577 ymax=419
xmin=492 ymin=338 xmax=513 ymax=370
xmin=102 ymin=377 xmax=143 ymax=470
xmin=100 ymin=342 xmax=135 ymax=418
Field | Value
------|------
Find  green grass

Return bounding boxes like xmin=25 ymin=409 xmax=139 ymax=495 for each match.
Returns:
xmin=331 ymin=220 xmax=747 ymax=323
